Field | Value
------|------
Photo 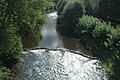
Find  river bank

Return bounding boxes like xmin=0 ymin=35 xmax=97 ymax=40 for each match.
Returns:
xmin=14 ymin=12 xmax=109 ymax=80
xmin=57 ymin=24 xmax=120 ymax=80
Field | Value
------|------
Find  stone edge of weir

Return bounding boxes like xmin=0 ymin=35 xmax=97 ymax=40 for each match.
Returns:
xmin=25 ymin=47 xmax=99 ymax=60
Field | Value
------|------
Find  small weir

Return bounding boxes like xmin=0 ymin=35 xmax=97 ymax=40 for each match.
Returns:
xmin=15 ymin=12 xmax=108 ymax=80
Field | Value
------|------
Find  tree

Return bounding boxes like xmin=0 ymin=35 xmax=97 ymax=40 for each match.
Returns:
xmin=58 ymin=0 xmax=85 ymax=36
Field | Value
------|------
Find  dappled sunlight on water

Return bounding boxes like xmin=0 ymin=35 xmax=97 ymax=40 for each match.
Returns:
xmin=16 ymin=12 xmax=108 ymax=80
xmin=15 ymin=49 xmax=108 ymax=80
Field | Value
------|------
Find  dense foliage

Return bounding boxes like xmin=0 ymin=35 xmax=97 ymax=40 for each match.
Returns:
xmin=76 ymin=16 xmax=120 ymax=52
xmin=75 ymin=16 xmax=120 ymax=79
xmin=0 ymin=0 xmax=55 ymax=79
xmin=75 ymin=15 xmax=101 ymax=35
xmin=57 ymin=0 xmax=120 ymax=79
xmin=83 ymin=0 xmax=120 ymax=25
xmin=57 ymin=0 xmax=85 ymax=36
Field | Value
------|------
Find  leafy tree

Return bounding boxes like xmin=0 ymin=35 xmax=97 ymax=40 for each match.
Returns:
xmin=97 ymin=0 xmax=120 ymax=25
xmin=75 ymin=15 xmax=101 ymax=35
xmin=58 ymin=0 xmax=85 ymax=36
xmin=0 ymin=64 xmax=13 ymax=80
xmin=93 ymin=22 xmax=112 ymax=42
xmin=84 ymin=0 xmax=93 ymax=15
xmin=0 ymin=0 xmax=56 ymax=79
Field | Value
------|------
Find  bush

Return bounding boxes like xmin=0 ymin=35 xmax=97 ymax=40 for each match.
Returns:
xmin=0 ymin=27 xmax=23 ymax=68
xmin=75 ymin=15 xmax=120 ymax=79
xmin=62 ymin=0 xmax=85 ymax=25
xmin=92 ymin=22 xmax=112 ymax=42
xmin=57 ymin=0 xmax=85 ymax=36
xmin=75 ymin=15 xmax=101 ymax=35
xmin=0 ymin=65 xmax=13 ymax=80
xmin=107 ymin=28 xmax=120 ymax=50
xmin=76 ymin=15 xmax=120 ymax=53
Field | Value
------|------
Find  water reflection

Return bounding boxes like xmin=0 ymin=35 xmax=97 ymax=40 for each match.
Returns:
xmin=36 ymin=12 xmax=64 ymax=49
xmin=23 ymin=12 xmax=93 ymax=56
xmin=16 ymin=12 xmax=108 ymax=80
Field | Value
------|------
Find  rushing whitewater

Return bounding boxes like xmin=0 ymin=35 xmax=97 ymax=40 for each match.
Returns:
xmin=15 ymin=48 xmax=108 ymax=80
xmin=15 ymin=12 xmax=108 ymax=80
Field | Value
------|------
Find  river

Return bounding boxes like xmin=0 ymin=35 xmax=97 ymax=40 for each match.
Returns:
xmin=15 ymin=12 xmax=108 ymax=80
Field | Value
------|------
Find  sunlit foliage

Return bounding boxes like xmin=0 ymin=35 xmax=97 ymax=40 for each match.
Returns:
xmin=0 ymin=0 xmax=56 ymax=79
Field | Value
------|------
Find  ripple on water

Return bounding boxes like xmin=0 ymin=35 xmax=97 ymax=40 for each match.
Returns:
xmin=15 ymin=49 xmax=108 ymax=80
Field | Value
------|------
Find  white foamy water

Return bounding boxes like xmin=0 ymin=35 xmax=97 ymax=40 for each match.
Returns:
xmin=47 ymin=12 xmax=58 ymax=18
xmin=15 ymin=12 xmax=108 ymax=80
xmin=15 ymin=49 xmax=108 ymax=80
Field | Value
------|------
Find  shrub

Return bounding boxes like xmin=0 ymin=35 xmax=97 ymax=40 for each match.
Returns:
xmin=0 ymin=27 xmax=23 ymax=68
xmin=76 ymin=15 xmax=120 ymax=51
xmin=62 ymin=0 xmax=85 ymax=25
xmin=107 ymin=28 xmax=120 ymax=50
xmin=0 ymin=65 xmax=13 ymax=80
xmin=75 ymin=15 xmax=101 ymax=35
xmin=92 ymin=22 xmax=112 ymax=42
xmin=58 ymin=0 xmax=85 ymax=36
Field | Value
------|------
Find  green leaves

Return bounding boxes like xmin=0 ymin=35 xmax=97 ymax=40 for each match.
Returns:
xmin=93 ymin=22 xmax=112 ymax=40
xmin=76 ymin=15 xmax=120 ymax=51
xmin=0 ymin=0 xmax=56 ymax=79
xmin=0 ymin=66 xmax=13 ymax=80
xmin=76 ymin=15 xmax=101 ymax=34
xmin=57 ymin=0 xmax=85 ymax=36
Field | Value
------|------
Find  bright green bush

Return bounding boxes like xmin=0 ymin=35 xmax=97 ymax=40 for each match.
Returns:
xmin=107 ymin=28 xmax=120 ymax=50
xmin=75 ymin=15 xmax=101 ymax=35
xmin=92 ymin=22 xmax=112 ymax=41
xmin=0 ymin=65 xmax=13 ymax=80
xmin=0 ymin=27 xmax=23 ymax=68
xmin=76 ymin=15 xmax=120 ymax=52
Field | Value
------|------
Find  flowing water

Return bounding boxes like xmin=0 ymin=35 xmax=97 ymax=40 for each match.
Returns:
xmin=15 ymin=12 xmax=108 ymax=80
xmin=36 ymin=12 xmax=64 ymax=48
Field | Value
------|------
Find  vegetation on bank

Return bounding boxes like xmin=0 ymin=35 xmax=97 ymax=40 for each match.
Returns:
xmin=57 ymin=0 xmax=120 ymax=79
xmin=75 ymin=16 xmax=120 ymax=79
xmin=57 ymin=0 xmax=85 ymax=36
xmin=0 ymin=0 xmax=56 ymax=79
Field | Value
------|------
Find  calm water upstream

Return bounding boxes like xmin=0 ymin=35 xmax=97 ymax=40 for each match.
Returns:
xmin=15 ymin=12 xmax=108 ymax=80
xmin=36 ymin=12 xmax=64 ymax=48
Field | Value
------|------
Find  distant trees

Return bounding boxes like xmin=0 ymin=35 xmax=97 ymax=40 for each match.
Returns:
xmin=57 ymin=0 xmax=85 ymax=36
xmin=98 ymin=0 xmax=120 ymax=19
xmin=84 ymin=0 xmax=120 ymax=25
